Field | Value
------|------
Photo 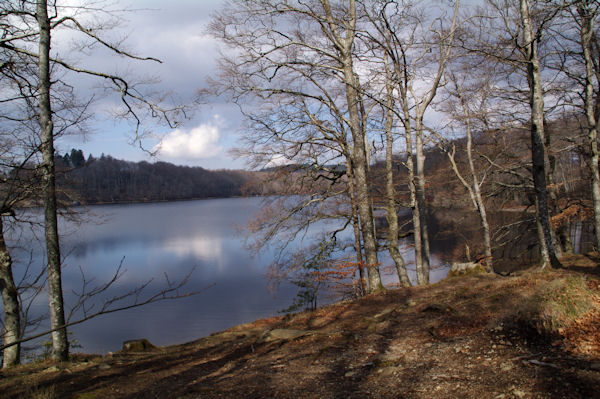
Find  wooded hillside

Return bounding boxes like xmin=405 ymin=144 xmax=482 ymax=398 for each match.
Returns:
xmin=56 ymin=150 xmax=259 ymax=204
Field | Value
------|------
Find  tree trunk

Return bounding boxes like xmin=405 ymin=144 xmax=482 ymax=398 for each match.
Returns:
xmin=330 ymin=0 xmax=382 ymax=293
xmin=347 ymin=83 xmax=382 ymax=292
xmin=345 ymin=157 xmax=367 ymax=296
xmin=545 ymin=134 xmax=563 ymax=258
xmin=414 ymin=119 xmax=430 ymax=283
xmin=520 ymin=0 xmax=561 ymax=269
xmin=445 ymin=110 xmax=494 ymax=272
xmin=393 ymin=61 xmax=427 ymax=285
xmin=558 ymin=225 xmax=574 ymax=255
xmin=578 ymin=3 xmax=600 ymax=254
xmin=37 ymin=0 xmax=69 ymax=361
xmin=461 ymin=89 xmax=493 ymax=272
xmin=384 ymin=59 xmax=411 ymax=287
xmin=0 ymin=218 xmax=20 ymax=368
xmin=406 ymin=130 xmax=426 ymax=284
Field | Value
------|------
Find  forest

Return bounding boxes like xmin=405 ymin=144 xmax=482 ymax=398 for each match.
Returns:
xmin=55 ymin=150 xmax=257 ymax=203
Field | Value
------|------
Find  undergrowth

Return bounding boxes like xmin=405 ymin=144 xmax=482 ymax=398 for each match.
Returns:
xmin=518 ymin=275 xmax=597 ymax=337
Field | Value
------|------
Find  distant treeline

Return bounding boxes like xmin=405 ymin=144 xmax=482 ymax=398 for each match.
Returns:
xmin=56 ymin=150 xmax=258 ymax=204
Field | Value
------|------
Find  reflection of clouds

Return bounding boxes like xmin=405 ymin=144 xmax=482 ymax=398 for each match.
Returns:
xmin=162 ymin=235 xmax=223 ymax=261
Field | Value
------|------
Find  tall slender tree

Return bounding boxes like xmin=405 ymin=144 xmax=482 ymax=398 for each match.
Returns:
xmin=37 ymin=0 xmax=69 ymax=361
xmin=361 ymin=0 xmax=460 ymax=284
xmin=210 ymin=0 xmax=384 ymax=293
xmin=0 ymin=0 xmax=185 ymax=361
xmin=518 ymin=0 xmax=562 ymax=268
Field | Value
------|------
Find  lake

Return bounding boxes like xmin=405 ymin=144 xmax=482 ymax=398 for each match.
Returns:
xmin=7 ymin=197 xmax=446 ymax=355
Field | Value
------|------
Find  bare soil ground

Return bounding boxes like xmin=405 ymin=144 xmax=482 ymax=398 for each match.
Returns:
xmin=1 ymin=255 xmax=599 ymax=399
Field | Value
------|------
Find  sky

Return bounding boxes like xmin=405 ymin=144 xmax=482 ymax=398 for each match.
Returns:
xmin=53 ymin=0 xmax=478 ymax=170
xmin=56 ymin=0 xmax=246 ymax=170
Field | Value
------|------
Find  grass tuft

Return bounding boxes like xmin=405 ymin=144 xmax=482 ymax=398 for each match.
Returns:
xmin=21 ymin=384 xmax=56 ymax=399
xmin=518 ymin=275 xmax=597 ymax=337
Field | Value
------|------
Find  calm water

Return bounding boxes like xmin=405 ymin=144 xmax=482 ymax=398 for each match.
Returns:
xmin=7 ymin=197 xmax=446 ymax=355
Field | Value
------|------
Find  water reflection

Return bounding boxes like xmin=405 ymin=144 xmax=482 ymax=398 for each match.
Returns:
xmin=8 ymin=197 xmax=447 ymax=355
xmin=162 ymin=235 xmax=223 ymax=260
xmin=8 ymin=198 xmax=302 ymax=354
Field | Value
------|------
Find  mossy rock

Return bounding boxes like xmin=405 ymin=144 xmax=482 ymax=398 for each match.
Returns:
xmin=121 ymin=338 xmax=157 ymax=352
xmin=447 ymin=262 xmax=488 ymax=278
xmin=261 ymin=329 xmax=308 ymax=342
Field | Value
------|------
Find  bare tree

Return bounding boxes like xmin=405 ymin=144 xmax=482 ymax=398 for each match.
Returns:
xmin=210 ymin=0 xmax=385 ymax=293
xmin=576 ymin=0 xmax=600 ymax=254
xmin=553 ymin=0 xmax=600 ymax=253
xmin=0 ymin=217 xmax=21 ymax=367
xmin=36 ymin=0 xmax=69 ymax=361
xmin=0 ymin=152 xmax=46 ymax=367
xmin=1 ymin=11 xmax=45 ymax=366
xmin=361 ymin=0 xmax=460 ymax=284
xmin=518 ymin=0 xmax=562 ymax=268
xmin=382 ymin=55 xmax=411 ymax=286
xmin=434 ymin=67 xmax=495 ymax=272
xmin=464 ymin=0 xmax=564 ymax=268
xmin=0 ymin=262 xmax=208 ymax=354
xmin=1 ymin=0 xmax=186 ymax=361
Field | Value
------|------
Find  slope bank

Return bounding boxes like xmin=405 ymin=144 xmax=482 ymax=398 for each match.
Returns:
xmin=1 ymin=255 xmax=599 ymax=399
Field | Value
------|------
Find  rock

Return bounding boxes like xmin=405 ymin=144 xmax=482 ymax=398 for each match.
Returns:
xmin=42 ymin=366 xmax=60 ymax=373
xmin=122 ymin=338 xmax=156 ymax=352
xmin=404 ymin=299 xmax=417 ymax=308
xmin=512 ymin=389 xmax=526 ymax=398
xmin=374 ymin=308 xmax=394 ymax=320
xmin=344 ymin=370 xmax=357 ymax=378
xmin=262 ymin=329 xmax=307 ymax=342
xmin=447 ymin=262 xmax=487 ymax=277
xmin=500 ymin=362 xmax=513 ymax=372
xmin=378 ymin=353 xmax=401 ymax=363
xmin=378 ymin=367 xmax=397 ymax=377
xmin=98 ymin=364 xmax=112 ymax=370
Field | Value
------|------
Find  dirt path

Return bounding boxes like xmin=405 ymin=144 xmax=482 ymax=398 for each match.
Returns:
xmin=1 ymin=258 xmax=599 ymax=398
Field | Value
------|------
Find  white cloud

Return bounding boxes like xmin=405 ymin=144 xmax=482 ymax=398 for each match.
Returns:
xmin=265 ymin=154 xmax=294 ymax=168
xmin=156 ymin=123 xmax=223 ymax=160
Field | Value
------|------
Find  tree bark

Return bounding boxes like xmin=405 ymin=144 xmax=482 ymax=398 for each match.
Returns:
xmin=384 ymin=58 xmax=411 ymax=287
xmin=380 ymin=0 xmax=459 ymax=284
xmin=466 ymin=129 xmax=493 ymax=271
xmin=414 ymin=119 xmax=430 ymax=283
xmin=37 ymin=0 xmax=69 ymax=361
xmin=345 ymin=157 xmax=367 ymax=295
xmin=578 ymin=2 xmax=600 ymax=254
xmin=346 ymin=73 xmax=382 ymax=292
xmin=446 ymin=76 xmax=494 ymax=272
xmin=405 ymin=122 xmax=426 ymax=284
xmin=388 ymin=47 xmax=426 ymax=285
xmin=0 ymin=218 xmax=20 ymax=368
xmin=399 ymin=92 xmax=425 ymax=284
xmin=520 ymin=0 xmax=561 ymax=269
xmin=324 ymin=0 xmax=383 ymax=292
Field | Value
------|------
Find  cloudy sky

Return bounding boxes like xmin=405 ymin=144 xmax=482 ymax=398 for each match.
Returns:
xmin=57 ymin=0 xmax=244 ymax=170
